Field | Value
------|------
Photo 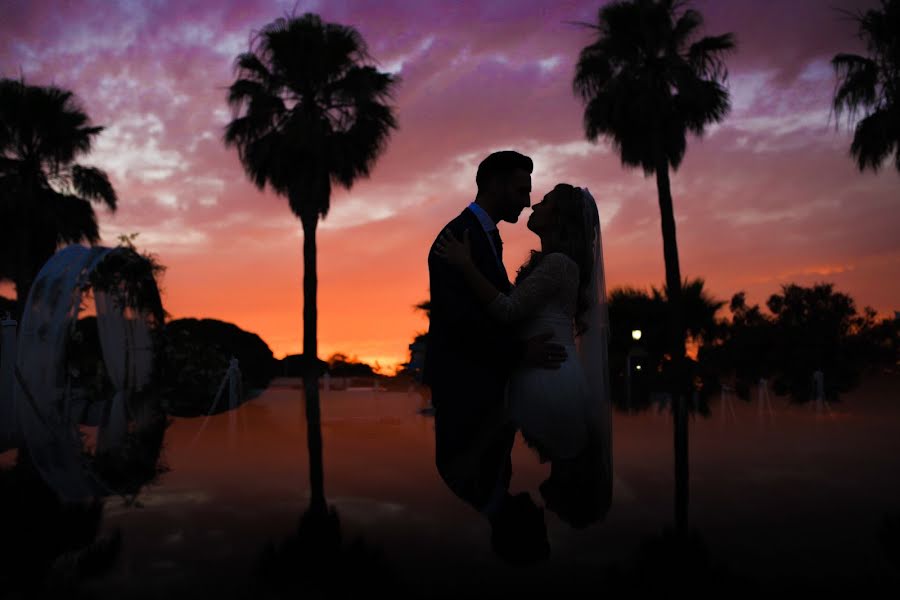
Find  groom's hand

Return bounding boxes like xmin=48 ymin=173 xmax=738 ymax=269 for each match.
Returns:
xmin=522 ymin=332 xmax=567 ymax=369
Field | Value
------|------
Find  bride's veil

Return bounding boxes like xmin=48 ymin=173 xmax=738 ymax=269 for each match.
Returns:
xmin=575 ymin=188 xmax=613 ymax=482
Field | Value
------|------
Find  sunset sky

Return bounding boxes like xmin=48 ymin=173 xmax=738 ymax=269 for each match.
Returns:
xmin=2 ymin=0 xmax=898 ymax=373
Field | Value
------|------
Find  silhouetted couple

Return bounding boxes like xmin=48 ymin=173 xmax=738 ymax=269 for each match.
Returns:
xmin=424 ymin=150 xmax=613 ymax=565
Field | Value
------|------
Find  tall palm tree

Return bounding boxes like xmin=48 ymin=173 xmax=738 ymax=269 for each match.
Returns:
xmin=0 ymin=77 xmax=117 ymax=319
xmin=224 ymin=13 xmax=398 ymax=514
xmin=573 ymin=0 xmax=734 ymax=538
xmin=832 ymin=0 xmax=900 ymax=175
xmin=574 ymin=0 xmax=734 ymax=356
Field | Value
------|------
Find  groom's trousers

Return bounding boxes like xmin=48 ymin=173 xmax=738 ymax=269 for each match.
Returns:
xmin=432 ymin=379 xmax=516 ymax=513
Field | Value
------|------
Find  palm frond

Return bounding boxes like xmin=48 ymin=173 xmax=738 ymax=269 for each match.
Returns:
xmin=687 ymin=33 xmax=736 ymax=80
xmin=233 ymin=52 xmax=274 ymax=84
xmin=831 ymin=0 xmax=900 ymax=173
xmin=71 ymin=165 xmax=117 ymax=211
xmin=850 ymin=108 xmax=897 ymax=171
xmin=49 ymin=191 xmax=100 ymax=245
xmin=573 ymin=43 xmax=614 ymax=100
xmin=671 ymin=8 xmax=703 ymax=48
xmin=831 ymin=53 xmax=879 ymax=118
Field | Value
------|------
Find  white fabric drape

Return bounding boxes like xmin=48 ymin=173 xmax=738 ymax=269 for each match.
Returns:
xmin=14 ymin=245 xmax=160 ymax=501
xmin=94 ymin=290 xmax=155 ymax=453
xmin=15 ymin=245 xmax=112 ymax=500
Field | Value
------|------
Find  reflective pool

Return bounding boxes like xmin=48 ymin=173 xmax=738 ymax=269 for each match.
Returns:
xmin=3 ymin=374 xmax=899 ymax=598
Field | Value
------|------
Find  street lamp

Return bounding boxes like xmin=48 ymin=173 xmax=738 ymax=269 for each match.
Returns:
xmin=626 ymin=328 xmax=648 ymax=408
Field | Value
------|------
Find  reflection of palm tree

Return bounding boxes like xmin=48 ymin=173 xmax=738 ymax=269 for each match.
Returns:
xmin=0 ymin=77 xmax=117 ymax=319
xmin=574 ymin=0 xmax=734 ymax=537
xmin=224 ymin=12 xmax=398 ymax=514
xmin=255 ymin=506 xmax=403 ymax=599
xmin=832 ymin=0 xmax=900 ymax=174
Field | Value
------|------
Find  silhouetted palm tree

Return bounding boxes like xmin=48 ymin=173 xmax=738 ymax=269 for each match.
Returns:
xmin=608 ymin=279 xmax=723 ymax=408
xmin=573 ymin=0 xmax=734 ymax=538
xmin=574 ymin=0 xmax=734 ymax=356
xmin=224 ymin=12 xmax=398 ymax=514
xmin=653 ymin=277 xmax=725 ymax=347
xmin=0 ymin=77 xmax=117 ymax=318
xmin=832 ymin=0 xmax=900 ymax=174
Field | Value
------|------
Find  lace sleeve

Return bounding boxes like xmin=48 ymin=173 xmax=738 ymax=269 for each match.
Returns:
xmin=486 ymin=253 xmax=577 ymax=323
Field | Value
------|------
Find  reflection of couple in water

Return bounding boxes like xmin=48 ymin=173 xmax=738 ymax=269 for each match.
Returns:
xmin=424 ymin=150 xmax=612 ymax=564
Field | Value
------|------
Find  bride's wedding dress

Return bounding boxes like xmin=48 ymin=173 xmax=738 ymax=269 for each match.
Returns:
xmin=487 ymin=252 xmax=591 ymax=461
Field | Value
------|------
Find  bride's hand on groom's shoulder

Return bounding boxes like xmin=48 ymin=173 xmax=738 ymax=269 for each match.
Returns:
xmin=434 ymin=228 xmax=472 ymax=268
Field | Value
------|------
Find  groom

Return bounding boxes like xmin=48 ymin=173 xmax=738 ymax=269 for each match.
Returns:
xmin=424 ymin=150 xmax=566 ymax=563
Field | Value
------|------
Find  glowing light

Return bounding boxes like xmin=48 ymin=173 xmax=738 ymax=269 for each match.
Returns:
xmin=632 ymin=329 xmax=642 ymax=341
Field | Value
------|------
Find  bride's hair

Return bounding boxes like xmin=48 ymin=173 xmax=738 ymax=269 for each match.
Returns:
xmin=514 ymin=183 xmax=594 ymax=335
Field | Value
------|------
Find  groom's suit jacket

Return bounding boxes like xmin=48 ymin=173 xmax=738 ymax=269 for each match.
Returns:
xmin=424 ymin=207 xmax=522 ymax=402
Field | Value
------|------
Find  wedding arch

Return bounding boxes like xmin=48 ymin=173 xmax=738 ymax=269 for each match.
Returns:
xmin=10 ymin=244 xmax=167 ymax=501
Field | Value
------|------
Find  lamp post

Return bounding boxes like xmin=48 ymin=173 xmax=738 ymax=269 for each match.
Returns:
xmin=626 ymin=329 xmax=648 ymax=409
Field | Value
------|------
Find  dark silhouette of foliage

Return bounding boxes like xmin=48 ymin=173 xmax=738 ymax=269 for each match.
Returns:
xmin=397 ymin=299 xmax=430 ymax=381
xmin=279 ymin=353 xmax=329 ymax=378
xmin=0 ymin=77 xmax=117 ymax=319
xmin=832 ymin=0 xmax=900 ymax=174
xmin=159 ymin=318 xmax=276 ymax=416
xmin=608 ymin=278 xmax=724 ymax=410
xmin=326 ymin=352 xmax=377 ymax=377
xmin=767 ymin=283 xmax=876 ymax=401
xmin=224 ymin=11 xmax=398 ymax=514
xmin=702 ymin=283 xmax=897 ymax=403
xmin=698 ymin=291 xmax=777 ymax=399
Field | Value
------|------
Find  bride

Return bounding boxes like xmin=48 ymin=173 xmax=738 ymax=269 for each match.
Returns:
xmin=434 ymin=183 xmax=610 ymax=467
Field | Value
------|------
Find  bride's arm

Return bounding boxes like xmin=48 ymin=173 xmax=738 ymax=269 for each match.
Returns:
xmin=434 ymin=229 xmax=572 ymax=323
xmin=433 ymin=228 xmax=503 ymax=306
xmin=486 ymin=254 xmax=572 ymax=322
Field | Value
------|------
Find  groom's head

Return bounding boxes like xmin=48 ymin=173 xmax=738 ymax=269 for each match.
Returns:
xmin=475 ymin=150 xmax=533 ymax=224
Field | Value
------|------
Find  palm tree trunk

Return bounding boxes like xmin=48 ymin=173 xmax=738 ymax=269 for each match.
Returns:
xmin=655 ymin=158 xmax=684 ymax=351
xmin=300 ymin=208 xmax=326 ymax=515
xmin=655 ymin=156 xmax=689 ymax=539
